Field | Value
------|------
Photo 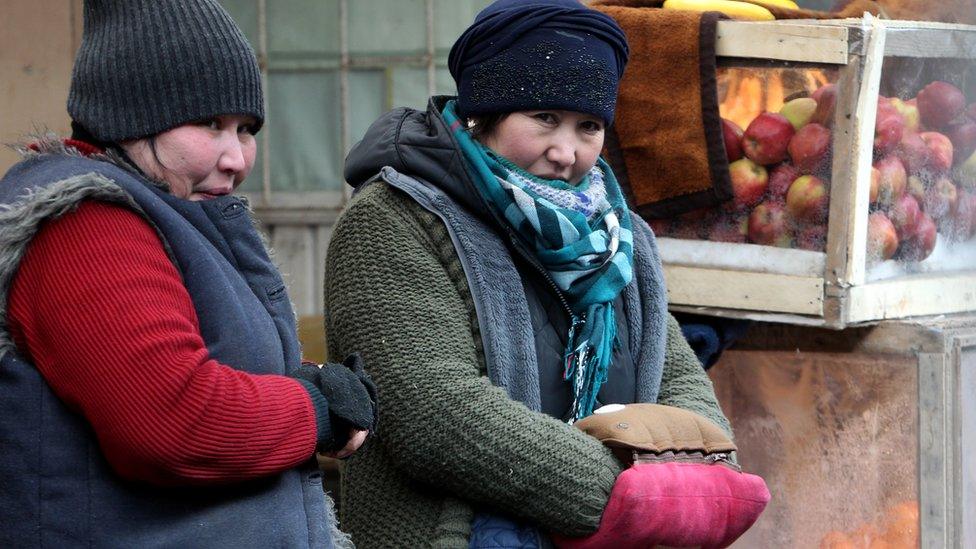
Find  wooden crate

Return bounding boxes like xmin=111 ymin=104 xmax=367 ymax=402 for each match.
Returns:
xmin=709 ymin=315 xmax=976 ymax=548
xmin=658 ymin=16 xmax=976 ymax=328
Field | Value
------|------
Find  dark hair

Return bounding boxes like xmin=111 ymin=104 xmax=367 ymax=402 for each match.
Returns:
xmin=466 ymin=113 xmax=510 ymax=142
xmin=146 ymin=136 xmax=167 ymax=170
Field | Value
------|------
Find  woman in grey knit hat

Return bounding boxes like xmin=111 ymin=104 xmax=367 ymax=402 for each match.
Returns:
xmin=0 ymin=1 xmax=370 ymax=547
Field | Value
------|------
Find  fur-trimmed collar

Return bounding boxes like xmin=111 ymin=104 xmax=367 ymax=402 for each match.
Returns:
xmin=17 ymin=135 xmax=171 ymax=194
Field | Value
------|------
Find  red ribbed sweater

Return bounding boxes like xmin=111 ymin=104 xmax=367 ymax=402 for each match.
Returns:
xmin=7 ymin=201 xmax=319 ymax=485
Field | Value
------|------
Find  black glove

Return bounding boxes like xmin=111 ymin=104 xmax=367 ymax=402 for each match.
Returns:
xmin=291 ymin=352 xmax=377 ymax=451
xmin=341 ymin=352 xmax=378 ymax=410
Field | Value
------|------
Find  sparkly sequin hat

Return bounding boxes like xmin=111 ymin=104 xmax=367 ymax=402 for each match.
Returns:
xmin=448 ymin=0 xmax=629 ymax=125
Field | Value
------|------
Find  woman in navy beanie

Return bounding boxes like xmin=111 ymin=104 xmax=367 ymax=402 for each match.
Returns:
xmin=325 ymin=0 xmax=733 ymax=546
xmin=0 ymin=1 xmax=375 ymax=547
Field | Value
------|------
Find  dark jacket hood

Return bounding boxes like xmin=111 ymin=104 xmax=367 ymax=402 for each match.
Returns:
xmin=344 ymin=96 xmax=490 ymax=221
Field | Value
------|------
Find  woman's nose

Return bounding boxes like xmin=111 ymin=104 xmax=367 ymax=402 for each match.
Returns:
xmin=546 ymin=141 xmax=576 ymax=168
xmin=217 ymin=134 xmax=247 ymax=174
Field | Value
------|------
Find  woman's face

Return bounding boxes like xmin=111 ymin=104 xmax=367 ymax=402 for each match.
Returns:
xmin=122 ymin=114 xmax=258 ymax=200
xmin=481 ymin=110 xmax=605 ymax=186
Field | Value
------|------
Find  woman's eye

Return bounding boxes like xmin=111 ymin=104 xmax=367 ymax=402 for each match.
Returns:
xmin=238 ymin=124 xmax=256 ymax=135
xmin=533 ymin=112 xmax=557 ymax=124
xmin=580 ymin=121 xmax=604 ymax=133
xmin=198 ymin=118 xmax=221 ymax=130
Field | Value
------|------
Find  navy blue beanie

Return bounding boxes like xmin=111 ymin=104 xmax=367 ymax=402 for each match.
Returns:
xmin=449 ymin=0 xmax=629 ymax=125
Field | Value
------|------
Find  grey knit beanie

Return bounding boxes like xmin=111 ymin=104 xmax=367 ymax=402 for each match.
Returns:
xmin=68 ymin=0 xmax=264 ymax=143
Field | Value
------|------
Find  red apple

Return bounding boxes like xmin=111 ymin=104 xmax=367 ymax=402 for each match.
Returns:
xmin=955 ymin=149 xmax=976 ymax=190
xmin=672 ymin=208 xmax=714 ymax=239
xmin=867 ymin=211 xmax=899 ymax=262
xmin=917 ymin=81 xmax=966 ymax=130
xmin=966 ymin=102 xmax=976 ymax=122
xmin=894 ymin=131 xmax=931 ymax=175
xmin=944 ymin=190 xmax=976 ymax=242
xmin=786 ymin=174 xmax=829 ymax=223
xmin=742 ymin=112 xmax=795 ymax=165
xmin=722 ymin=118 xmax=744 ymax=163
xmin=888 ymin=194 xmax=922 ymax=239
xmin=728 ymin=158 xmax=769 ymax=210
xmin=944 ymin=119 xmax=976 ymax=164
xmin=708 ymin=213 xmax=748 ymax=243
xmin=907 ymin=175 xmax=926 ymax=205
xmin=779 ymin=97 xmax=818 ymax=130
xmin=872 ymin=155 xmax=908 ymax=207
xmin=900 ymin=213 xmax=937 ymax=262
xmin=869 ymin=166 xmax=882 ymax=203
xmin=920 ymin=131 xmax=954 ymax=172
xmin=795 ymin=224 xmax=827 ymax=251
xmin=874 ymin=99 xmax=905 ymax=155
xmin=788 ymin=123 xmax=832 ymax=173
xmin=670 ymin=215 xmax=703 ymax=239
xmin=648 ymin=218 xmax=672 ymax=237
xmin=923 ymin=176 xmax=958 ymax=220
xmin=811 ymin=84 xmax=838 ymax=127
xmin=681 ymin=207 xmax=711 ymax=222
xmin=748 ymin=201 xmax=792 ymax=247
xmin=767 ymin=163 xmax=800 ymax=201
xmin=960 ymin=190 xmax=976 ymax=239
xmin=889 ymin=97 xmax=921 ymax=133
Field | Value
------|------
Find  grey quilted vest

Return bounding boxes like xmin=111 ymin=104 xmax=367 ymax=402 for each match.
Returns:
xmin=0 ymin=153 xmax=336 ymax=548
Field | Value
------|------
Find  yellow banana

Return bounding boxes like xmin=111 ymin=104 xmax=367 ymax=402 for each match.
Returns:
xmin=745 ymin=0 xmax=800 ymax=10
xmin=662 ymin=0 xmax=775 ymax=20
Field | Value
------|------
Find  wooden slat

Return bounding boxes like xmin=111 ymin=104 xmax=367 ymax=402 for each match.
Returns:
xmin=658 ymin=237 xmax=826 ymax=278
xmin=847 ymin=273 xmax=976 ymax=323
xmin=959 ymin=342 xmax=976 ymax=548
xmin=883 ymin=24 xmax=976 ymax=59
xmin=720 ymin=312 xmax=958 ymax=353
xmin=669 ymin=304 xmax=831 ymax=327
xmin=918 ymin=351 xmax=952 ymax=548
xmin=271 ymin=225 xmax=316 ymax=316
xmin=314 ymin=223 xmax=335 ymax=321
xmin=249 ymin=206 xmax=339 ymax=226
xmin=663 ymin=265 xmax=825 ymax=315
xmin=715 ymin=20 xmax=849 ymax=65
xmin=825 ymin=15 xmax=885 ymax=295
xmin=240 ymin=190 xmax=345 ymax=210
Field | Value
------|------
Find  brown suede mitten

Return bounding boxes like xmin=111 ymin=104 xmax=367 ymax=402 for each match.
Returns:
xmin=574 ymin=403 xmax=736 ymax=460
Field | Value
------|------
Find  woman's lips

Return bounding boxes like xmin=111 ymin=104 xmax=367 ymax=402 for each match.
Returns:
xmin=538 ymin=173 xmax=568 ymax=181
xmin=194 ymin=190 xmax=230 ymax=200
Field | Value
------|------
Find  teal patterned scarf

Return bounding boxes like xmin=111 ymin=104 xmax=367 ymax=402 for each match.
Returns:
xmin=443 ymin=100 xmax=634 ymax=421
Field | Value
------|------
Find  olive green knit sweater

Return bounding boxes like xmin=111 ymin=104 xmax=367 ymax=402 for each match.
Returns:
xmin=324 ymin=183 xmax=731 ymax=548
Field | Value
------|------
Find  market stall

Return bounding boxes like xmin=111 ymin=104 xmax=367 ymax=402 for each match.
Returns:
xmin=595 ymin=9 xmax=976 ymax=547
xmin=651 ymin=17 xmax=976 ymax=328
xmin=710 ymin=316 xmax=975 ymax=547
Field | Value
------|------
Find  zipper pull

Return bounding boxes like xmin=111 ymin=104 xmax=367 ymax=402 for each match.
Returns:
xmin=706 ymin=453 xmax=742 ymax=472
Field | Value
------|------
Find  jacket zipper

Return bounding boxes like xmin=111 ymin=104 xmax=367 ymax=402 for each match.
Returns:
xmin=452 ymin=150 xmax=575 ymax=321
xmin=503 ymin=227 xmax=576 ymax=321
xmin=632 ymin=450 xmax=742 ymax=472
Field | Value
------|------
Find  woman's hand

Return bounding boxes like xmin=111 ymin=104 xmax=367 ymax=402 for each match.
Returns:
xmin=320 ymin=428 xmax=369 ymax=459
xmin=290 ymin=353 xmax=377 ymax=453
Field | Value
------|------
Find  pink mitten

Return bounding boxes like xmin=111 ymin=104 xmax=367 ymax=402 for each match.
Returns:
xmin=554 ymin=459 xmax=769 ymax=548
xmin=553 ymin=404 xmax=770 ymax=548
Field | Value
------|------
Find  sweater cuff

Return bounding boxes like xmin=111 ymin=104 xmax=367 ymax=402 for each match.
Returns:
xmin=295 ymin=379 xmax=333 ymax=449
